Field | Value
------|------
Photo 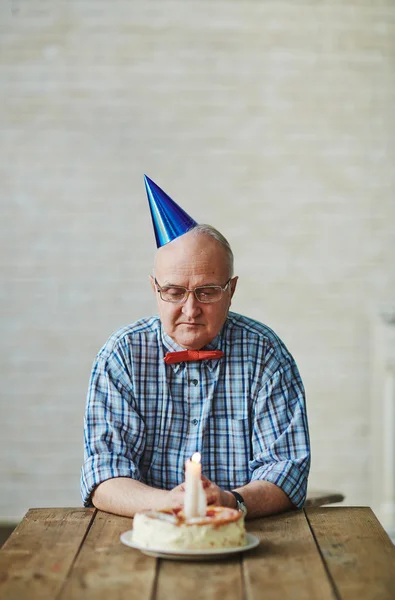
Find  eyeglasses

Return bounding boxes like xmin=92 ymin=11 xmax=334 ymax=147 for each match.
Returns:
xmin=154 ymin=278 xmax=232 ymax=304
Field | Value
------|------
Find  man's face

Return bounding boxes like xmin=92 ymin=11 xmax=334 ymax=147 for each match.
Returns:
xmin=151 ymin=232 xmax=237 ymax=350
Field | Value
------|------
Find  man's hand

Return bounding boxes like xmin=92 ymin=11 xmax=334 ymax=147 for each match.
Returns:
xmin=201 ymin=476 xmax=235 ymax=508
xmin=168 ymin=477 xmax=235 ymax=510
xmin=166 ymin=482 xmax=186 ymax=509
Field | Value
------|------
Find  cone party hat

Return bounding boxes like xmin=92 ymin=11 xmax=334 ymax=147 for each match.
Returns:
xmin=144 ymin=175 xmax=197 ymax=248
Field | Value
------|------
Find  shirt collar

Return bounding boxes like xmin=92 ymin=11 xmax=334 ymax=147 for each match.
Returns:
xmin=160 ymin=326 xmax=224 ymax=373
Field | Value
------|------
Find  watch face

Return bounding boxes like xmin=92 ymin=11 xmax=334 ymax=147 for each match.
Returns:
xmin=238 ymin=501 xmax=248 ymax=516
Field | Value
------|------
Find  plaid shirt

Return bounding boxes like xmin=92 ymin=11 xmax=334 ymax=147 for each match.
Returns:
xmin=81 ymin=312 xmax=310 ymax=507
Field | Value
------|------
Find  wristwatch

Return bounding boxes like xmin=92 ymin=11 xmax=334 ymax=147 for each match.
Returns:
xmin=230 ymin=490 xmax=248 ymax=517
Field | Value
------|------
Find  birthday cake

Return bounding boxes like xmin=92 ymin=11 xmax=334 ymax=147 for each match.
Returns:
xmin=132 ymin=506 xmax=246 ymax=550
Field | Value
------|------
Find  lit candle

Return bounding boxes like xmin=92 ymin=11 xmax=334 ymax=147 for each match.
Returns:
xmin=184 ymin=452 xmax=207 ymax=520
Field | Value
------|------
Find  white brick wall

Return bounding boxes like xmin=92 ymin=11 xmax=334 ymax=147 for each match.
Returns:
xmin=1 ymin=0 xmax=394 ymax=521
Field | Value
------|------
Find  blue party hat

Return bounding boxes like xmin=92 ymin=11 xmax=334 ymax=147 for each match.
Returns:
xmin=144 ymin=175 xmax=197 ymax=248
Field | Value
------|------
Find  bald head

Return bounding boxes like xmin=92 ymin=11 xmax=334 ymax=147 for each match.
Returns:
xmin=154 ymin=226 xmax=233 ymax=281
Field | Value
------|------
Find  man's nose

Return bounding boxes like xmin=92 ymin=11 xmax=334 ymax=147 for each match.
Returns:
xmin=181 ymin=291 xmax=202 ymax=317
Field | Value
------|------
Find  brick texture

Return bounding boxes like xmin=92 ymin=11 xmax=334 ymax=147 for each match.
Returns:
xmin=0 ymin=0 xmax=394 ymax=520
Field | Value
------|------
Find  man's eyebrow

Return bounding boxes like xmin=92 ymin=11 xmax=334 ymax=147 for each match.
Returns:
xmin=158 ymin=280 xmax=187 ymax=287
xmin=162 ymin=281 xmax=222 ymax=287
xmin=161 ymin=282 xmax=184 ymax=287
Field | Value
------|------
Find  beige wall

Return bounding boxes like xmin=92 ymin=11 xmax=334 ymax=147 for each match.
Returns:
xmin=1 ymin=0 xmax=394 ymax=522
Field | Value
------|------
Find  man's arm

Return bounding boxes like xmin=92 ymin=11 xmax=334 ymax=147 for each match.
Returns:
xmin=92 ymin=474 xmax=292 ymax=519
xmin=91 ymin=477 xmax=186 ymax=517
xmin=92 ymin=476 xmax=223 ymax=517
xmin=231 ymin=480 xmax=293 ymax=517
xmin=246 ymin=359 xmax=310 ymax=513
xmin=202 ymin=478 xmax=293 ymax=519
xmin=81 ymin=346 xmax=152 ymax=510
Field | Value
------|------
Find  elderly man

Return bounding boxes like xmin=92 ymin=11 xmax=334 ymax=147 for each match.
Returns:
xmin=81 ymin=177 xmax=310 ymax=519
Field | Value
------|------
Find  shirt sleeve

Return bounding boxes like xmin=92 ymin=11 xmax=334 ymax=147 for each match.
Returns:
xmin=249 ymin=354 xmax=311 ymax=508
xmin=80 ymin=347 xmax=145 ymax=506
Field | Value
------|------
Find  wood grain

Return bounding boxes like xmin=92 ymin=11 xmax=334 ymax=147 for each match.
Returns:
xmin=156 ymin=556 xmax=243 ymax=600
xmin=58 ymin=510 xmax=157 ymax=600
xmin=2 ymin=506 xmax=393 ymax=600
xmin=0 ymin=507 xmax=95 ymax=600
xmin=306 ymin=506 xmax=395 ymax=600
xmin=243 ymin=510 xmax=337 ymax=600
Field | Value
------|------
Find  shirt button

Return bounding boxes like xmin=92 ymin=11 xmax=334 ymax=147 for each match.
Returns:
xmin=191 ymin=379 xmax=198 ymax=386
xmin=192 ymin=419 xmax=198 ymax=426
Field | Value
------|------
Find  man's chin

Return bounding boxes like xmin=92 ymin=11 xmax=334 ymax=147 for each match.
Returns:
xmin=173 ymin=333 xmax=208 ymax=350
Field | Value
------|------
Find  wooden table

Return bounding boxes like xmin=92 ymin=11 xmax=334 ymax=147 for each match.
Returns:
xmin=1 ymin=506 xmax=394 ymax=600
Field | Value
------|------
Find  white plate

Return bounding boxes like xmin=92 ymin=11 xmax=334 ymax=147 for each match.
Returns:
xmin=120 ymin=531 xmax=260 ymax=560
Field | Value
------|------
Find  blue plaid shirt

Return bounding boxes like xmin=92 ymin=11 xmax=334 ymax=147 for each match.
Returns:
xmin=81 ymin=312 xmax=310 ymax=508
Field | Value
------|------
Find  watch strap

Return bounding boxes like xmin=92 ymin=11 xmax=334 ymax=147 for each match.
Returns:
xmin=230 ymin=490 xmax=247 ymax=513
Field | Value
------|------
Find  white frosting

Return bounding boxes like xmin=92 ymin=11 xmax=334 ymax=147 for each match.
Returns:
xmin=132 ymin=507 xmax=246 ymax=550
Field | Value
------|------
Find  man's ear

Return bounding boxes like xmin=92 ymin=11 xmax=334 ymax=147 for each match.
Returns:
xmin=149 ymin=275 xmax=156 ymax=293
xmin=230 ymin=276 xmax=238 ymax=299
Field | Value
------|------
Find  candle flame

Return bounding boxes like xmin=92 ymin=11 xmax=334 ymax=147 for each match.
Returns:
xmin=191 ymin=452 xmax=201 ymax=464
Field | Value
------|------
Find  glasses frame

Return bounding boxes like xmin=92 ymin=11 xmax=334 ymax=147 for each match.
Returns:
xmin=154 ymin=278 xmax=233 ymax=304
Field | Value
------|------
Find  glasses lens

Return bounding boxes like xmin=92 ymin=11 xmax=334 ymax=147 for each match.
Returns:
xmin=160 ymin=286 xmax=187 ymax=303
xmin=195 ymin=286 xmax=222 ymax=303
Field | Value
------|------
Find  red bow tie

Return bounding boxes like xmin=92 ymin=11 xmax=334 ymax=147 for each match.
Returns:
xmin=164 ymin=350 xmax=224 ymax=365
